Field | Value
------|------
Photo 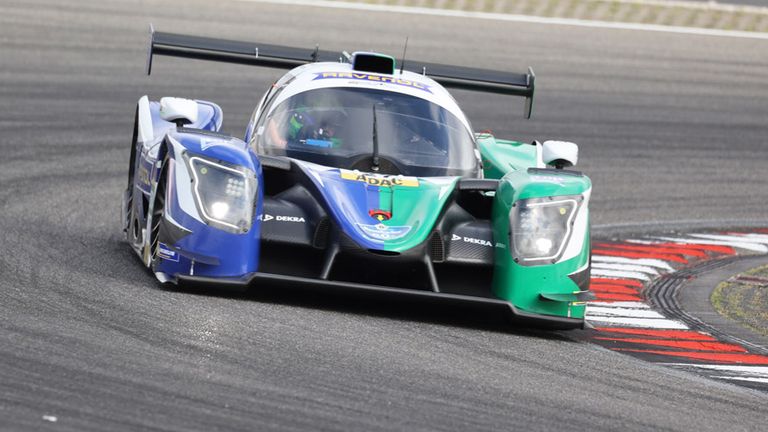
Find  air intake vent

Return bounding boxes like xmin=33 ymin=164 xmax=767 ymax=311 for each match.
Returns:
xmin=429 ymin=231 xmax=445 ymax=263
xmin=313 ymin=217 xmax=330 ymax=249
xmin=351 ymin=52 xmax=396 ymax=75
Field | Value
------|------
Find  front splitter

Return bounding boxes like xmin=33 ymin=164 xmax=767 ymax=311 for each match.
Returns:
xmin=176 ymin=272 xmax=586 ymax=330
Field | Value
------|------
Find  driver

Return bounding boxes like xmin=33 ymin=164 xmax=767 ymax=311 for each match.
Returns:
xmin=302 ymin=110 xmax=344 ymax=148
xmin=268 ymin=108 xmax=344 ymax=149
xmin=266 ymin=110 xmax=308 ymax=148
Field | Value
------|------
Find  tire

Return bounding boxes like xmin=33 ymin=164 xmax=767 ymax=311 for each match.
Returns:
xmin=125 ymin=106 xmax=142 ymax=247
xmin=148 ymin=159 xmax=168 ymax=271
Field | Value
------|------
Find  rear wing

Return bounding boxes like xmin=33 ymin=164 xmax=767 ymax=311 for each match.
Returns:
xmin=146 ymin=28 xmax=535 ymax=118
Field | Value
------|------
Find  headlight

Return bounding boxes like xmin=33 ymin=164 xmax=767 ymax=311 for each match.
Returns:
xmin=186 ymin=155 xmax=257 ymax=233
xmin=509 ymin=195 xmax=581 ymax=264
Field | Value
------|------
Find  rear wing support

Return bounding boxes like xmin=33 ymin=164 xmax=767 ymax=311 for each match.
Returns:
xmin=146 ymin=27 xmax=535 ymax=118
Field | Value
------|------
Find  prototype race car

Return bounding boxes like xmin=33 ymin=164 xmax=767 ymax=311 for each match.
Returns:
xmin=122 ymin=29 xmax=593 ymax=329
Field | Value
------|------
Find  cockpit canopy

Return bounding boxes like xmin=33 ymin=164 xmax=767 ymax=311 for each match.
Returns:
xmin=254 ymin=87 xmax=479 ymax=177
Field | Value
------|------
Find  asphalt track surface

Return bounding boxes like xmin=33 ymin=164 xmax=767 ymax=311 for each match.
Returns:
xmin=1 ymin=0 xmax=768 ymax=430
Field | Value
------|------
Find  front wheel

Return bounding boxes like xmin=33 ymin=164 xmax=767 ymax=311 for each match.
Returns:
xmin=124 ymin=105 xmax=143 ymax=248
xmin=148 ymin=160 xmax=168 ymax=271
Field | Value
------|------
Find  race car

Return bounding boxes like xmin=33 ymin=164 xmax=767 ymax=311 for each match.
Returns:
xmin=122 ymin=29 xmax=593 ymax=329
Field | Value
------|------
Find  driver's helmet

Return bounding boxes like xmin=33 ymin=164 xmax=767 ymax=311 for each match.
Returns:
xmin=289 ymin=108 xmax=345 ymax=148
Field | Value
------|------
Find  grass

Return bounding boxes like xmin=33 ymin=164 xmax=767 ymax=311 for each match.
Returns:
xmin=711 ymin=264 xmax=768 ymax=337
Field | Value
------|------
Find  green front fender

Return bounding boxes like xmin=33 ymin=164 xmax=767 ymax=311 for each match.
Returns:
xmin=491 ymin=168 xmax=592 ymax=320
xmin=477 ymin=134 xmax=538 ymax=179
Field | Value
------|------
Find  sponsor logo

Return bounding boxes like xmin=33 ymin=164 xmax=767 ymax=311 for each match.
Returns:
xmin=259 ymin=214 xmax=305 ymax=223
xmin=357 ymin=223 xmax=411 ymax=241
xmin=276 ymin=215 xmax=305 ymax=222
xmin=340 ymin=169 xmax=419 ymax=188
xmin=368 ymin=209 xmax=392 ymax=222
xmin=464 ymin=237 xmax=493 ymax=247
xmin=313 ymin=72 xmax=432 ymax=93
xmin=451 ymin=234 xmax=493 ymax=247
xmin=200 ymin=138 xmax=229 ymax=151
xmin=531 ymin=175 xmax=566 ymax=186
xmin=158 ymin=243 xmax=180 ymax=262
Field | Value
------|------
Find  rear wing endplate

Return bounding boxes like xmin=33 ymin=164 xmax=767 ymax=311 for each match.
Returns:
xmin=146 ymin=27 xmax=535 ymax=118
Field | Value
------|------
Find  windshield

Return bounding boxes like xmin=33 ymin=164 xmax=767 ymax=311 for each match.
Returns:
xmin=254 ymin=87 xmax=478 ymax=177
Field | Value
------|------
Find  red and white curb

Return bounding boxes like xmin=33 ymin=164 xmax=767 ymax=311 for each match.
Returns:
xmin=584 ymin=230 xmax=768 ymax=389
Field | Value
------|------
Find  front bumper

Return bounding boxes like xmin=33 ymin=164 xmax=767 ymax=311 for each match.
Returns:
xmin=176 ymin=272 xmax=587 ymax=330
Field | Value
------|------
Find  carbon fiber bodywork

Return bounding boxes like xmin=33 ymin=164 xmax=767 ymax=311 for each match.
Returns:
xmin=177 ymin=273 xmax=587 ymax=329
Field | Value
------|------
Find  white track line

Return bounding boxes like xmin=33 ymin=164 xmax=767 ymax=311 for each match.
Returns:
xmin=589 ymin=301 xmax=650 ymax=308
xmin=688 ymin=233 xmax=768 ymax=245
xmin=591 ymin=263 xmax=661 ymax=276
xmin=587 ymin=307 xmax=667 ymax=318
xmin=590 ymin=269 xmax=651 ymax=281
xmin=586 ymin=316 xmax=688 ymax=329
xmin=591 ymin=255 xmax=674 ymax=271
xmin=670 ymin=363 xmax=768 ymax=384
xmin=663 ymin=364 xmax=768 ymax=375
xmin=624 ymin=239 xmax=660 ymax=245
xmin=239 ymin=0 xmax=768 ymax=40
xmin=738 ymin=233 xmax=768 ymax=242
xmin=653 ymin=237 xmax=768 ymax=253
xmin=712 ymin=376 xmax=768 ymax=384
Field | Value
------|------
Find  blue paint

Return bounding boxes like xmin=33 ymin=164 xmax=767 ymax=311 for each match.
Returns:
xmin=297 ymin=164 xmax=387 ymax=250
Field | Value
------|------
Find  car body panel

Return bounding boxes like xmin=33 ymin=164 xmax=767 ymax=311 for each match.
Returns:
xmin=491 ymin=169 xmax=592 ymax=319
xmin=125 ymin=35 xmax=593 ymax=329
xmin=296 ymin=161 xmax=460 ymax=252
xmin=477 ymin=135 xmax=542 ymax=179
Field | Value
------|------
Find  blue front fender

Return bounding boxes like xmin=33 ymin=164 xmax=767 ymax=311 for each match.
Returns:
xmin=153 ymin=129 xmax=264 ymax=280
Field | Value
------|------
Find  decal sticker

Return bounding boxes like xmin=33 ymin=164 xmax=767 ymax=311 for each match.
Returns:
xmin=276 ymin=215 xmax=305 ymax=222
xmin=258 ymin=214 xmax=305 ymax=223
xmin=531 ymin=175 xmax=566 ymax=186
xmin=357 ymin=223 xmax=411 ymax=241
xmin=368 ymin=209 xmax=392 ymax=222
xmin=450 ymin=234 xmax=493 ymax=247
xmin=200 ymin=137 xmax=230 ymax=151
xmin=313 ymin=72 xmax=431 ymax=93
xmin=157 ymin=243 xmax=180 ymax=262
xmin=340 ymin=169 xmax=419 ymax=187
xmin=463 ymin=237 xmax=493 ymax=247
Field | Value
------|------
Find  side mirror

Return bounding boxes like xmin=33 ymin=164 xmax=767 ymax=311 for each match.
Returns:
xmin=542 ymin=140 xmax=578 ymax=169
xmin=159 ymin=97 xmax=198 ymax=126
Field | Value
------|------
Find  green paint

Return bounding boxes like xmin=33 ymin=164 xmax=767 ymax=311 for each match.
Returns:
xmin=380 ymin=177 xmax=459 ymax=252
xmin=362 ymin=131 xmax=593 ymax=322
xmin=490 ymin=166 xmax=592 ymax=319
xmin=476 ymin=134 xmax=537 ymax=179
xmin=496 ymin=167 xmax=593 ymax=204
